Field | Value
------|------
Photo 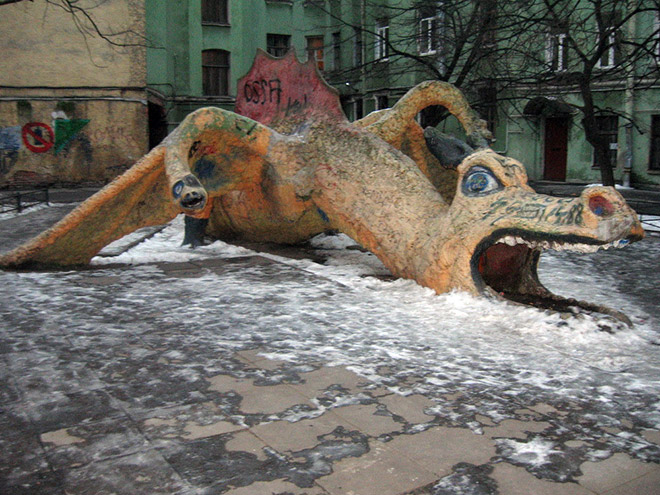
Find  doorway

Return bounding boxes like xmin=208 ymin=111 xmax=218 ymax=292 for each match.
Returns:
xmin=543 ymin=117 xmax=568 ymax=181
xmin=148 ymin=102 xmax=169 ymax=149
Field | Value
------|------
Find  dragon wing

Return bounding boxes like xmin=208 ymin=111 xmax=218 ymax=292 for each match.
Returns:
xmin=0 ymin=146 xmax=177 ymax=268
xmin=0 ymin=107 xmax=276 ymax=268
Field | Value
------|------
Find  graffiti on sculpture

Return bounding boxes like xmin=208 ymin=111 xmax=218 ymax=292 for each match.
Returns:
xmin=243 ymin=78 xmax=283 ymax=105
xmin=0 ymin=49 xmax=645 ymax=326
xmin=483 ymin=197 xmax=586 ymax=227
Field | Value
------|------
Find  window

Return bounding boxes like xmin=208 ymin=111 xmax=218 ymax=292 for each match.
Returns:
xmin=593 ymin=116 xmax=618 ymax=168
xmin=202 ymin=0 xmax=228 ymax=24
xmin=267 ymin=34 xmax=291 ymax=57
xmin=375 ymin=20 xmax=389 ymax=60
xmin=654 ymin=10 xmax=660 ymax=62
xmin=476 ymin=85 xmax=497 ymax=133
xmin=650 ymin=115 xmax=660 ymax=171
xmin=597 ymin=31 xmax=617 ymax=68
xmin=596 ymin=13 xmax=619 ymax=69
xmin=332 ymin=32 xmax=342 ymax=70
xmin=353 ymin=27 xmax=363 ymax=67
xmin=418 ymin=11 xmax=439 ymax=55
xmin=546 ymin=31 xmax=569 ymax=72
xmin=375 ymin=94 xmax=389 ymax=110
xmin=202 ymin=49 xmax=230 ymax=96
xmin=478 ymin=0 xmax=497 ymax=47
xmin=306 ymin=36 xmax=324 ymax=70
xmin=348 ymin=98 xmax=364 ymax=121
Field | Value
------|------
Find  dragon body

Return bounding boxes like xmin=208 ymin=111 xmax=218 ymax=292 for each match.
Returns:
xmin=0 ymin=50 xmax=644 ymax=322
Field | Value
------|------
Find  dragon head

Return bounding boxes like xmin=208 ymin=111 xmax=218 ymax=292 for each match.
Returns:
xmin=432 ymin=148 xmax=644 ymax=321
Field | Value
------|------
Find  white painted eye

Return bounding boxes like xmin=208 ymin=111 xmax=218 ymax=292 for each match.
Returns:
xmin=463 ymin=166 xmax=502 ymax=196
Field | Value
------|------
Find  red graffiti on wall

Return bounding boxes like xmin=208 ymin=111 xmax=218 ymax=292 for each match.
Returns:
xmin=22 ymin=122 xmax=54 ymax=153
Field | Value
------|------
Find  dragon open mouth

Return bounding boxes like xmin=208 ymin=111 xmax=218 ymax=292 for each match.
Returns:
xmin=180 ymin=191 xmax=207 ymax=210
xmin=472 ymin=229 xmax=640 ymax=325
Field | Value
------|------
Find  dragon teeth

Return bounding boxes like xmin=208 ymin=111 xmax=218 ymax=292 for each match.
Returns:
xmin=495 ymin=236 xmax=630 ymax=253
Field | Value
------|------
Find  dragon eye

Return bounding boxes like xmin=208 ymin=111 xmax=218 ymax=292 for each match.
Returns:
xmin=463 ymin=166 xmax=501 ymax=196
xmin=172 ymin=180 xmax=184 ymax=199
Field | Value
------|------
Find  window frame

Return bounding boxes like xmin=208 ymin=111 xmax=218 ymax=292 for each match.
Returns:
xmin=353 ymin=27 xmax=363 ymax=67
xmin=202 ymin=49 xmax=230 ymax=97
xmin=375 ymin=94 xmax=389 ymax=110
xmin=654 ymin=10 xmax=660 ymax=63
xmin=545 ymin=31 xmax=569 ymax=72
xmin=375 ymin=20 xmax=390 ymax=61
xmin=418 ymin=15 xmax=438 ymax=56
xmin=596 ymin=31 xmax=617 ymax=69
xmin=649 ymin=115 xmax=660 ymax=172
xmin=267 ymin=33 xmax=291 ymax=57
xmin=592 ymin=115 xmax=619 ymax=169
xmin=201 ymin=0 xmax=229 ymax=26
xmin=332 ymin=31 xmax=342 ymax=70
xmin=306 ymin=35 xmax=325 ymax=71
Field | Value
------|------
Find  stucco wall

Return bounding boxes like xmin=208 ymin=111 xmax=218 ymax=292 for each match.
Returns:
xmin=0 ymin=0 xmax=147 ymax=187
xmin=0 ymin=97 xmax=147 ymax=187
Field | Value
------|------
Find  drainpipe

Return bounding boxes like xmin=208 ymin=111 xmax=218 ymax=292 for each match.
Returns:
xmin=623 ymin=1 xmax=636 ymax=188
xmin=360 ymin=0 xmax=367 ymax=110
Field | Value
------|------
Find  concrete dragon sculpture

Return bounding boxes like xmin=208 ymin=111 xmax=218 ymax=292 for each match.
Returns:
xmin=0 ymin=50 xmax=644 ymax=323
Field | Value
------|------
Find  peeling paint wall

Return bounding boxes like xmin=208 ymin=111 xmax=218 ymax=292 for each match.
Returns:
xmin=0 ymin=0 xmax=147 ymax=187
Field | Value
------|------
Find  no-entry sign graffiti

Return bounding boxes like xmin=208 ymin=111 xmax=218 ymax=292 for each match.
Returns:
xmin=22 ymin=122 xmax=54 ymax=153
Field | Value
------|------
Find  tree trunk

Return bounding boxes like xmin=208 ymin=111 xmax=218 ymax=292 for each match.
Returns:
xmin=580 ymin=77 xmax=616 ymax=187
xmin=594 ymin=141 xmax=616 ymax=186
xmin=583 ymin=117 xmax=616 ymax=187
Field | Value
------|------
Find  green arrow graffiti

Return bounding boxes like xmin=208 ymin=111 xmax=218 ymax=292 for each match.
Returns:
xmin=54 ymin=119 xmax=90 ymax=154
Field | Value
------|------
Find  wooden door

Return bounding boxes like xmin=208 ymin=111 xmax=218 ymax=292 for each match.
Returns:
xmin=544 ymin=117 xmax=568 ymax=181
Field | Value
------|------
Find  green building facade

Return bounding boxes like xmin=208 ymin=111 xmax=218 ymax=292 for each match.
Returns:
xmin=146 ymin=0 xmax=660 ymax=187
xmin=146 ymin=0 xmax=332 ymax=141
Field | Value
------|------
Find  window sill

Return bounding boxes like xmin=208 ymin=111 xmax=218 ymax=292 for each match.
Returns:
xmin=202 ymin=22 xmax=231 ymax=27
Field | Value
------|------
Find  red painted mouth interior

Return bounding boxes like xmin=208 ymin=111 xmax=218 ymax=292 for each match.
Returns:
xmin=478 ymin=243 xmax=531 ymax=293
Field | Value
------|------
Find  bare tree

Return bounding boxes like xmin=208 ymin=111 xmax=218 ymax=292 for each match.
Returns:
xmin=501 ymin=0 xmax=660 ymax=185
xmin=321 ymin=0 xmax=660 ymax=186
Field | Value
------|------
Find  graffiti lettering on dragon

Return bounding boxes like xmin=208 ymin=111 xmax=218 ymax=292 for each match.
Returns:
xmin=0 ymin=49 xmax=644 ymax=326
xmin=484 ymin=197 xmax=585 ymax=227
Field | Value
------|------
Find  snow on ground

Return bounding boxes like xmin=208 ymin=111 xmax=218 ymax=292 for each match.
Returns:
xmin=91 ymin=218 xmax=660 ymax=418
xmin=4 ymin=214 xmax=660 ymax=469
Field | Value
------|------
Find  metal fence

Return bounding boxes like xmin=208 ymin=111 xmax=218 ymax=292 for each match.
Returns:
xmin=0 ymin=189 xmax=49 ymax=214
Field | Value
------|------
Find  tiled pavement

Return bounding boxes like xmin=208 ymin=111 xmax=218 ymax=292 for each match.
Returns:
xmin=1 ymin=253 xmax=659 ymax=495
xmin=1 ymin=200 xmax=660 ymax=494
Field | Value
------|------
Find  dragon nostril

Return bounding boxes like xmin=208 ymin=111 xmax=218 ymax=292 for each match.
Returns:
xmin=589 ymin=195 xmax=614 ymax=217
